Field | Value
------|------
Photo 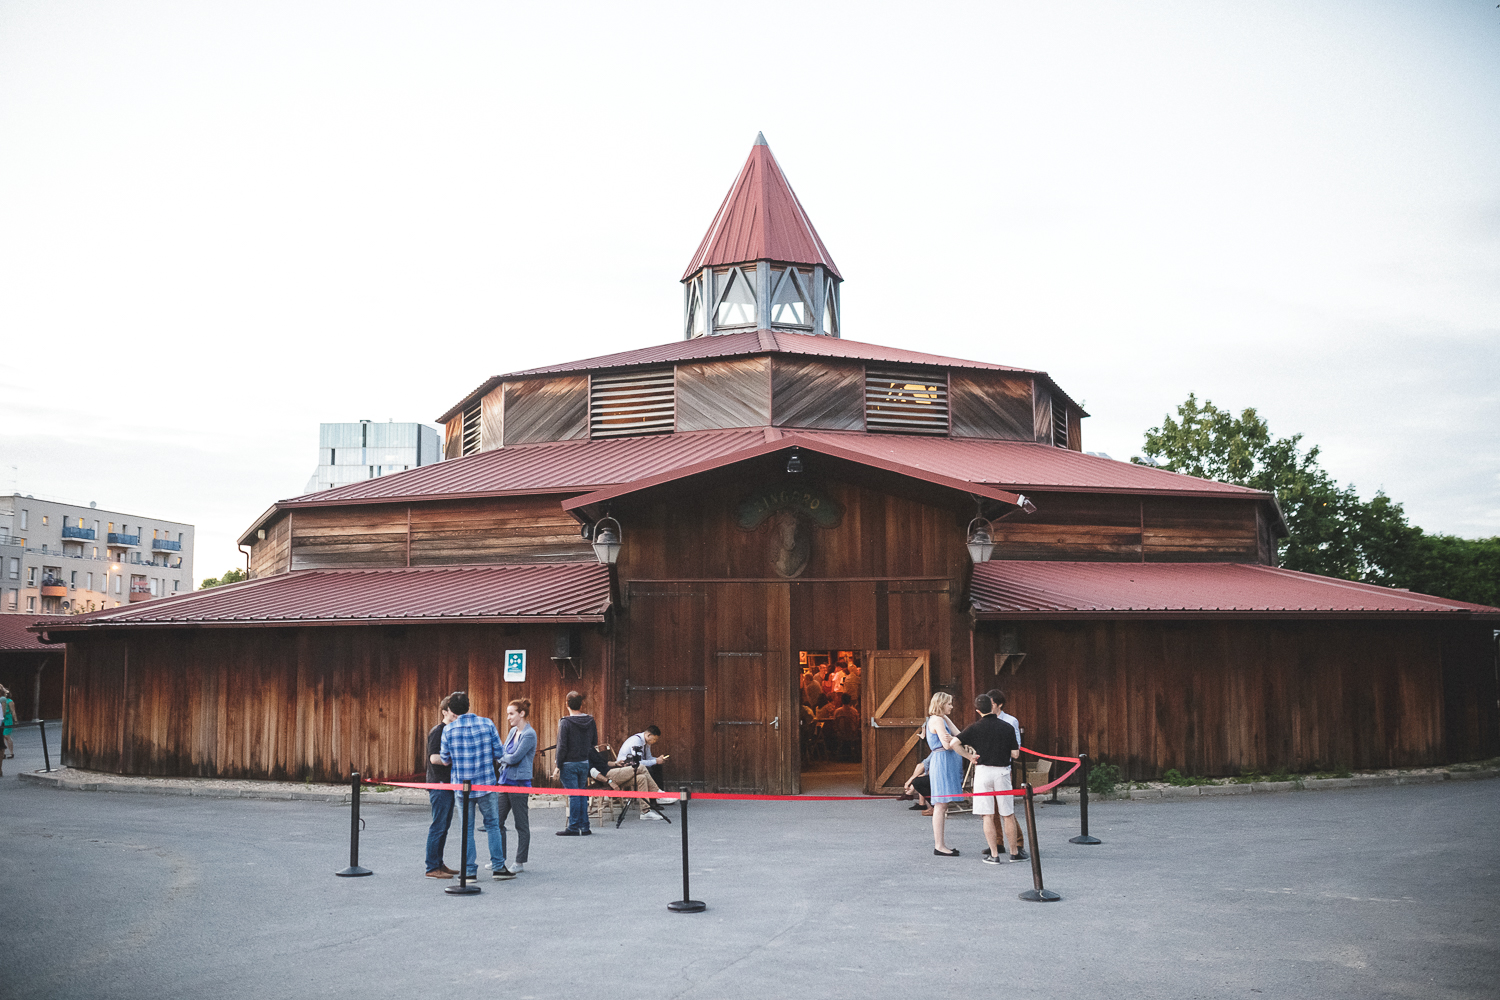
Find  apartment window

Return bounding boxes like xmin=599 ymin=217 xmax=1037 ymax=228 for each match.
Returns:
xmin=6 ymin=557 xmax=16 ymax=580
xmin=5 ymin=589 xmax=15 ymax=610
xmin=177 ymin=532 xmax=183 ymax=543
xmin=149 ymin=579 xmax=158 ymax=596
xmin=92 ymin=546 xmax=98 ymax=558
xmin=26 ymin=596 xmax=35 ymax=612
xmin=19 ymin=510 xmax=27 ymax=530
xmin=93 ymin=520 xmax=100 ymax=534
xmin=41 ymin=515 xmax=48 ymax=526
xmin=86 ymin=573 xmax=92 ymax=591
xmin=70 ymin=570 xmax=76 ymax=587
xmin=173 ymin=579 xmax=180 ymax=592
xmin=27 ymin=566 xmax=37 ymax=586
xmin=114 ymin=575 xmax=121 ymax=594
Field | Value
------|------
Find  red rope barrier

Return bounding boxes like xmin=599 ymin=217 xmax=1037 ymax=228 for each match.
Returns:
xmin=367 ymin=745 xmax=1082 ymax=801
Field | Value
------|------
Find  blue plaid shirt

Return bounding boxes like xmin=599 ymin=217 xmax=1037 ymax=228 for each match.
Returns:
xmin=439 ymin=713 xmax=501 ymax=797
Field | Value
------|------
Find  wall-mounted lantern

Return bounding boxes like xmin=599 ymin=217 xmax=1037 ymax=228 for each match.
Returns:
xmin=785 ymin=447 xmax=804 ymax=474
xmin=590 ymin=515 xmax=622 ymax=566
xmin=966 ymin=515 xmax=994 ymax=564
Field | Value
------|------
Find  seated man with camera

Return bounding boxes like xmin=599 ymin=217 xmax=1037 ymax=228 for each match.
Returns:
xmin=617 ymin=725 xmax=673 ymax=804
xmin=587 ymin=741 xmax=668 ymax=820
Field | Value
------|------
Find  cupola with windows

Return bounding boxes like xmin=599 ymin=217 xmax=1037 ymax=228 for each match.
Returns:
xmin=682 ymin=133 xmax=842 ymax=339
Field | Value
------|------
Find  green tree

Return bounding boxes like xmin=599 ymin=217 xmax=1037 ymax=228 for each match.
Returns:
xmin=1134 ymin=395 xmax=1498 ymax=606
xmin=199 ymin=567 xmax=248 ymax=590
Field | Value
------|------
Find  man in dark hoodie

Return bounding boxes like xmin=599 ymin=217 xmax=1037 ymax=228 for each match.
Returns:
xmin=553 ymin=690 xmax=597 ymax=836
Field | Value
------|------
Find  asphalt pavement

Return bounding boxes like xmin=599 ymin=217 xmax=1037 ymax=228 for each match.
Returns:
xmin=2 ymin=721 xmax=1497 ymax=1000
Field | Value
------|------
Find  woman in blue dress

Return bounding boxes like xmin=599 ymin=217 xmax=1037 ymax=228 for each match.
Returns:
xmin=925 ymin=691 xmax=968 ymax=857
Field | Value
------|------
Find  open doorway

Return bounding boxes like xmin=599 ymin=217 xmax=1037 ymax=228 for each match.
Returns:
xmin=797 ymin=649 xmax=863 ymax=792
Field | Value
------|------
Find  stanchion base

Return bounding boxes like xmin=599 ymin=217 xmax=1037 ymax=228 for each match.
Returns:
xmin=335 ymin=866 xmax=373 ymax=877
xmin=1018 ymin=889 xmax=1062 ymax=902
xmin=667 ymin=900 xmax=706 ymax=913
xmin=1069 ymin=835 xmax=1102 ymax=845
xmin=444 ymin=883 xmax=483 ymax=895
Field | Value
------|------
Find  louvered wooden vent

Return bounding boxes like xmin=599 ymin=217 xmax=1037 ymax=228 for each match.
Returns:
xmin=865 ymin=368 xmax=949 ymax=435
xmin=461 ymin=399 xmax=482 ymax=456
xmin=590 ymin=369 xmax=675 ymax=438
xmin=1052 ymin=394 xmax=1068 ymax=448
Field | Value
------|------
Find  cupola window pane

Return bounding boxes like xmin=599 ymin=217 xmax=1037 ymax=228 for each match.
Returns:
xmin=770 ymin=269 xmax=810 ymax=327
xmin=822 ymin=280 xmax=839 ymax=336
xmin=688 ymin=284 xmax=706 ymax=338
xmin=715 ymin=268 xmax=757 ymax=328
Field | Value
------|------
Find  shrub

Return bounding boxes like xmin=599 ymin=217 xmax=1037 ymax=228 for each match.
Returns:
xmin=1087 ymin=762 xmax=1122 ymax=795
xmin=1162 ymin=768 xmax=1213 ymax=786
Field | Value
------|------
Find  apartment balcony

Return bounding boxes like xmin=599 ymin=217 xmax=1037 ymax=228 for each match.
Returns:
xmin=152 ymin=538 xmax=182 ymax=552
xmin=128 ymin=585 xmax=153 ymax=603
xmin=107 ymin=533 xmax=140 ymax=546
xmin=62 ymin=526 xmax=97 ymax=542
xmin=41 ymin=577 xmax=67 ymax=598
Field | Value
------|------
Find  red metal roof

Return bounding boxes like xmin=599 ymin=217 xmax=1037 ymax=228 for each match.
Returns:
xmin=683 ymin=134 xmax=840 ymax=280
xmin=970 ymin=561 xmax=1500 ymax=619
xmin=36 ymin=564 xmax=611 ymax=632
xmin=0 ymin=615 xmax=71 ymax=650
xmin=435 ymin=330 xmax=1053 ymax=424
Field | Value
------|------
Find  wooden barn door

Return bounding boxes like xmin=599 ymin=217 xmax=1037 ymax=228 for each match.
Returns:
xmin=707 ymin=582 xmax=792 ymax=795
xmin=863 ymin=650 xmax=930 ymax=794
xmin=711 ymin=653 xmax=776 ymax=793
xmin=622 ymin=584 xmax=707 ymax=788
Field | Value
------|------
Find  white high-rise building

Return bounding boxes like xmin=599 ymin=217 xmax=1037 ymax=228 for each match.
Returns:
xmin=305 ymin=420 xmax=442 ymax=494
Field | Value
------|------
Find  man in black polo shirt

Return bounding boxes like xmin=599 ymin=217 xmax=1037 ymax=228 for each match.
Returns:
xmin=956 ymin=693 xmax=1020 ymax=865
xmin=423 ymin=695 xmax=458 ymax=878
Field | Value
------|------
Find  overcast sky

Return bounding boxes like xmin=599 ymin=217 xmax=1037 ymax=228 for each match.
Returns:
xmin=2 ymin=1 xmax=1497 ymax=580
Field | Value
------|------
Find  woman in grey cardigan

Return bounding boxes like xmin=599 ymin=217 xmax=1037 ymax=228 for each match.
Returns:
xmin=492 ymin=698 xmax=537 ymax=878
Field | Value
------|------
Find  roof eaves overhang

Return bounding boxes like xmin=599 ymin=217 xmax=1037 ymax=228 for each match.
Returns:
xmin=561 ymin=432 xmax=1027 ymax=517
xmin=435 ymin=375 xmax=506 ymax=425
xmin=973 ymin=609 xmax=1500 ymax=622
xmin=980 ymin=482 xmax=1275 ymax=502
xmin=38 ymin=613 xmax=607 ymax=638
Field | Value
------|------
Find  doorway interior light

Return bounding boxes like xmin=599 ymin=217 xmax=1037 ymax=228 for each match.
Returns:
xmin=785 ymin=447 xmax=804 ymax=474
xmin=591 ymin=515 xmax=622 ymax=565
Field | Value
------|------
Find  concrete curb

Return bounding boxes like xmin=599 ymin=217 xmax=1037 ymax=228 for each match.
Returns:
xmin=16 ymin=768 xmax=566 ymax=809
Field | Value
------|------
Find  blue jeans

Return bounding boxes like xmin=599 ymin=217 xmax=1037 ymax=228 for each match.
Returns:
xmin=561 ymin=760 xmax=590 ymax=832
xmin=425 ymin=789 xmax=455 ymax=872
xmin=461 ymin=791 xmax=505 ymax=876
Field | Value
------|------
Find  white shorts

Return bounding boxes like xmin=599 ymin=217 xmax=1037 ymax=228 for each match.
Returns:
xmin=972 ymin=764 xmax=1013 ymax=816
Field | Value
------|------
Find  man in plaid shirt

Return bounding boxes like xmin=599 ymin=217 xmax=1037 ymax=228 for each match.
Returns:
xmin=438 ymin=691 xmax=507 ymax=880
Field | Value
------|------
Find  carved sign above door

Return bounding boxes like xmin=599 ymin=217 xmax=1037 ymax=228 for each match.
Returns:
xmin=736 ymin=482 xmax=844 ymax=579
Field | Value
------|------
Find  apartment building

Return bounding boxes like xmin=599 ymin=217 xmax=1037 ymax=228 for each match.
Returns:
xmin=0 ymin=495 xmax=194 ymax=615
xmin=304 ymin=419 xmax=441 ymax=494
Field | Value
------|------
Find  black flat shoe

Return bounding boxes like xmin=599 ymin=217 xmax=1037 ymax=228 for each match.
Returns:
xmin=908 ymin=803 xmax=925 ymax=811
xmin=556 ymin=829 xmax=581 ymax=836
xmin=933 ymin=848 xmax=960 ymax=857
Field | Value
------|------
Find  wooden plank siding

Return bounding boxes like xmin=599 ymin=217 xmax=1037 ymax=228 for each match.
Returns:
xmin=503 ymin=376 xmax=588 ymax=446
xmin=676 ymin=358 xmax=772 ymax=432
xmin=771 ymin=358 xmax=864 ymax=431
xmin=975 ymin=619 xmax=1499 ymax=779
xmin=479 ymin=385 xmax=504 ymax=451
xmin=443 ymin=415 xmax=462 ymax=459
xmin=249 ymin=514 xmax=291 ymax=578
xmin=290 ymin=505 xmax=409 ymax=570
xmin=989 ymin=492 xmax=1268 ymax=564
xmin=61 ymin=624 xmax=610 ymax=783
xmin=949 ymin=372 xmax=1034 ymax=441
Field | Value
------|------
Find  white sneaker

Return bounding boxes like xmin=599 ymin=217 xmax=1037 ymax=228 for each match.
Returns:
xmin=509 ymin=862 xmax=523 ymax=874
xmin=656 ymin=798 xmax=676 ymax=807
xmin=640 ymin=810 xmax=664 ymax=820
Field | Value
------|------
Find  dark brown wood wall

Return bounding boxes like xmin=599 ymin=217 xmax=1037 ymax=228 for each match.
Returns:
xmin=248 ymin=497 xmax=592 ymax=575
xmin=0 ymin=650 xmax=64 ymax=720
xmin=61 ymin=624 xmax=610 ymax=782
xmin=977 ymin=618 xmax=1499 ymax=779
xmin=443 ymin=416 xmax=462 ymax=459
xmin=480 ymin=386 xmax=504 ymax=450
xmin=991 ymin=492 xmax=1266 ymax=564
xmin=676 ymin=358 xmax=771 ymax=431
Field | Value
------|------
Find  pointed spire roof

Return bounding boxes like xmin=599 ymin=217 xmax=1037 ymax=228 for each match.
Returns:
xmin=683 ymin=135 xmax=841 ymax=280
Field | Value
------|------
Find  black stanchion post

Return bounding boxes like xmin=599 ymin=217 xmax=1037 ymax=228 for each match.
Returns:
xmin=445 ymin=781 xmax=481 ymax=895
xmin=1069 ymin=752 xmax=1102 ymax=845
xmin=667 ymin=786 xmax=705 ymax=913
xmin=1017 ymin=782 xmax=1060 ymax=902
xmin=335 ymin=771 xmax=373 ymax=877
xmin=38 ymin=719 xmax=51 ymax=772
